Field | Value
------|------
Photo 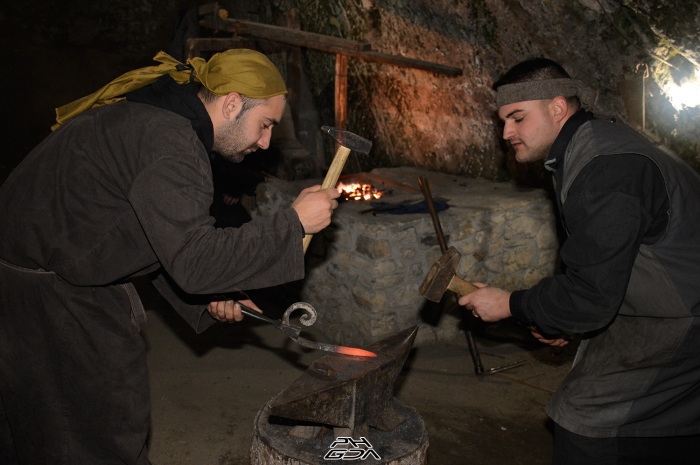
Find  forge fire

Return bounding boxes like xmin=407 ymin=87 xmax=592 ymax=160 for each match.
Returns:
xmin=336 ymin=182 xmax=383 ymax=201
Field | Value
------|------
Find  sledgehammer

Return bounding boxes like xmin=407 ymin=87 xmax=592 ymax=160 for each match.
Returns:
xmin=420 ymin=246 xmax=525 ymax=375
xmin=302 ymin=126 xmax=372 ymax=253
xmin=418 ymin=176 xmax=524 ymax=376
xmin=419 ymin=246 xmax=478 ymax=302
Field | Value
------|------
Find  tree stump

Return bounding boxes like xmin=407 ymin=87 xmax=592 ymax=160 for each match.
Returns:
xmin=251 ymin=395 xmax=428 ymax=465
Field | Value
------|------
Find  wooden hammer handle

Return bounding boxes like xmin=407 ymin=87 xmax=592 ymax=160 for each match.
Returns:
xmin=302 ymin=145 xmax=352 ymax=253
xmin=447 ymin=275 xmax=479 ymax=296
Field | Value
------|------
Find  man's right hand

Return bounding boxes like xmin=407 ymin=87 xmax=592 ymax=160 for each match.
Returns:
xmin=531 ymin=330 xmax=569 ymax=347
xmin=292 ymin=185 xmax=340 ymax=234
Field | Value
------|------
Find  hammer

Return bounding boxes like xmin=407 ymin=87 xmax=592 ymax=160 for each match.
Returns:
xmin=302 ymin=126 xmax=372 ymax=253
xmin=418 ymin=177 xmax=524 ymax=375
xmin=419 ymin=246 xmax=478 ymax=302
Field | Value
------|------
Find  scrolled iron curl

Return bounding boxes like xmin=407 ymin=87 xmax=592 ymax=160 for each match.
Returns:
xmin=282 ymin=302 xmax=317 ymax=327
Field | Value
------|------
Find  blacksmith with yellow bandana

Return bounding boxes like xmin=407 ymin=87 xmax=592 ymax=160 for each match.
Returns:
xmin=0 ymin=49 xmax=339 ymax=464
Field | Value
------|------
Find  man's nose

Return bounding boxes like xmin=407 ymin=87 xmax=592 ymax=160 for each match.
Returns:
xmin=502 ymin=121 xmax=515 ymax=140
xmin=257 ymin=129 xmax=272 ymax=150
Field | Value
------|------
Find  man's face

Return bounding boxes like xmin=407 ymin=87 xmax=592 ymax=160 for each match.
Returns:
xmin=213 ymin=94 xmax=286 ymax=163
xmin=497 ymin=100 xmax=560 ymax=164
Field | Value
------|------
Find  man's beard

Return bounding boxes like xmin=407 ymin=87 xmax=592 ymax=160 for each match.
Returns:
xmin=212 ymin=114 xmax=256 ymax=163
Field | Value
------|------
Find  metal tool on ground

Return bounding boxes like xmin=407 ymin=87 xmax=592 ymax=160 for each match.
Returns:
xmin=236 ymin=300 xmax=376 ymax=357
xmin=302 ymin=126 xmax=372 ymax=253
xmin=417 ymin=176 xmax=524 ymax=375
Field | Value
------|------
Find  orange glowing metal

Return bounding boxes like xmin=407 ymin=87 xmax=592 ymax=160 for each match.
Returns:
xmin=336 ymin=346 xmax=377 ymax=358
xmin=337 ymin=182 xmax=382 ymax=201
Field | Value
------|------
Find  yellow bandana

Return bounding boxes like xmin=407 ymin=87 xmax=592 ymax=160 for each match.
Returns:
xmin=52 ymin=49 xmax=287 ymax=130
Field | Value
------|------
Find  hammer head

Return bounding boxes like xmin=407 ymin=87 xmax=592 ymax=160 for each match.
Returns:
xmin=419 ymin=247 xmax=461 ymax=302
xmin=321 ymin=126 xmax=372 ymax=154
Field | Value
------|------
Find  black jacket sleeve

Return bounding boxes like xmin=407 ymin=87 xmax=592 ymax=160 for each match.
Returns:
xmin=511 ymin=154 xmax=669 ymax=335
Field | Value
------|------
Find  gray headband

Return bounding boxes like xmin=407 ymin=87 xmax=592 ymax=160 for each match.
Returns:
xmin=496 ymin=78 xmax=597 ymax=108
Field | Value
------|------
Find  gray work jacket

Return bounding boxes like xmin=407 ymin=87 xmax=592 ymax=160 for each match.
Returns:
xmin=546 ymin=119 xmax=700 ymax=438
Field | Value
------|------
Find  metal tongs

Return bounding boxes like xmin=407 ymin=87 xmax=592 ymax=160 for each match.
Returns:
xmin=235 ymin=301 xmax=376 ymax=357
xmin=236 ymin=301 xmax=302 ymax=338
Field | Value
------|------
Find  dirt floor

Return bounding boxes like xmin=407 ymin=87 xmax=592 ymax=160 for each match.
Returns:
xmin=136 ymin=279 xmax=577 ymax=465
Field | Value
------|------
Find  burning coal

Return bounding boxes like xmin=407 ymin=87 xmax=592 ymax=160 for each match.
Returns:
xmin=337 ymin=182 xmax=383 ymax=201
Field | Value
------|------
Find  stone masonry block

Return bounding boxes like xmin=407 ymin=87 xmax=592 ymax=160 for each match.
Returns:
xmin=490 ymin=212 xmax=506 ymax=224
xmin=370 ymin=314 xmax=397 ymax=337
xmin=357 ymin=273 xmax=405 ymax=290
xmin=449 ymin=219 xmax=476 ymax=241
xmin=484 ymin=254 xmax=503 ymax=272
xmin=394 ymin=227 xmax=417 ymax=244
xmin=505 ymin=215 xmax=541 ymax=240
xmin=456 ymin=253 xmax=478 ymax=277
xmin=400 ymin=248 xmax=416 ymax=259
xmin=503 ymin=244 xmax=535 ymax=272
xmin=351 ymin=285 xmax=388 ymax=312
xmin=536 ymin=222 xmax=558 ymax=249
xmin=327 ymin=262 xmax=347 ymax=282
xmin=393 ymin=284 xmax=423 ymax=307
xmin=537 ymin=248 xmax=559 ymax=267
xmin=356 ymin=235 xmax=392 ymax=259
xmin=355 ymin=221 xmax=389 ymax=238
xmin=523 ymin=267 xmax=550 ymax=287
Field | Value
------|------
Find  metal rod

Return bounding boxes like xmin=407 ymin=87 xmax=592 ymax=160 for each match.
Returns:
xmin=464 ymin=326 xmax=485 ymax=375
xmin=418 ymin=177 xmax=448 ymax=254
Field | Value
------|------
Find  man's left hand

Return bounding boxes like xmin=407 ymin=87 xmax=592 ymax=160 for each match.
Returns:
xmin=458 ymin=283 xmax=512 ymax=322
xmin=207 ymin=298 xmax=262 ymax=323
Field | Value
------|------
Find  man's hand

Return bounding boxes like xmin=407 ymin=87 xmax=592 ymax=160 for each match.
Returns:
xmin=292 ymin=185 xmax=340 ymax=234
xmin=531 ymin=330 xmax=569 ymax=347
xmin=207 ymin=298 xmax=262 ymax=323
xmin=458 ymin=283 xmax=512 ymax=322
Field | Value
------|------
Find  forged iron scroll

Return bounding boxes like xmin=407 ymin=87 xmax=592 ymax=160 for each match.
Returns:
xmin=282 ymin=302 xmax=317 ymax=327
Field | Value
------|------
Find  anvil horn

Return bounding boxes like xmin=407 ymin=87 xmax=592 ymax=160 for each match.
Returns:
xmin=269 ymin=326 xmax=418 ymax=436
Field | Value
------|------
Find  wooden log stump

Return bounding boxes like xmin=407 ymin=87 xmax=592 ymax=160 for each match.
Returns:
xmin=251 ymin=395 xmax=428 ymax=465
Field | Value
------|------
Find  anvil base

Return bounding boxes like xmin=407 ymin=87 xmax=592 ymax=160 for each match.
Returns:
xmin=251 ymin=394 xmax=428 ymax=465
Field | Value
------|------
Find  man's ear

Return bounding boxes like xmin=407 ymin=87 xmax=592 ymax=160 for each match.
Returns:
xmin=549 ymin=96 xmax=569 ymax=124
xmin=221 ymin=92 xmax=243 ymax=121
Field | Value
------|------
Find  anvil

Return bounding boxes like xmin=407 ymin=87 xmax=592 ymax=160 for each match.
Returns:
xmin=269 ymin=326 xmax=418 ymax=438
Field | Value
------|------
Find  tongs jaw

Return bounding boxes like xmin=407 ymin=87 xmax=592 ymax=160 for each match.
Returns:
xmin=236 ymin=301 xmax=301 ymax=338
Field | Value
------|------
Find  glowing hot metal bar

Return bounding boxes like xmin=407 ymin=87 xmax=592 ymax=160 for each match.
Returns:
xmin=236 ymin=301 xmax=376 ymax=358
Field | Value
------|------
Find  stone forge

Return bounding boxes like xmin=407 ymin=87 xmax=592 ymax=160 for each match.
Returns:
xmin=255 ymin=167 xmax=559 ymax=346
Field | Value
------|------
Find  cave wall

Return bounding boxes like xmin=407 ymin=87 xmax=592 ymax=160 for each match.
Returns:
xmin=2 ymin=0 xmax=698 ymax=182
xmin=271 ymin=0 xmax=700 ymax=178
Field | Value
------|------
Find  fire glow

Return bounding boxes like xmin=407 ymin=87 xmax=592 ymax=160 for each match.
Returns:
xmin=337 ymin=182 xmax=383 ymax=201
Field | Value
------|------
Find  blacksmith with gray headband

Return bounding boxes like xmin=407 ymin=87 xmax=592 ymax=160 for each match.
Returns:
xmin=460 ymin=57 xmax=700 ymax=465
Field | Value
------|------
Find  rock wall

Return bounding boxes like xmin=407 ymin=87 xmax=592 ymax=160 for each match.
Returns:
xmin=266 ymin=0 xmax=700 ymax=178
xmin=2 ymin=0 xmax=698 ymax=179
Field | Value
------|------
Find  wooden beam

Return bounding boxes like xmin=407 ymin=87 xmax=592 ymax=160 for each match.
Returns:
xmin=352 ymin=49 xmax=462 ymax=76
xmin=335 ymin=54 xmax=348 ymax=131
xmin=201 ymin=16 xmax=371 ymax=52
xmin=200 ymin=16 xmax=462 ymax=76
xmin=185 ymin=37 xmax=254 ymax=60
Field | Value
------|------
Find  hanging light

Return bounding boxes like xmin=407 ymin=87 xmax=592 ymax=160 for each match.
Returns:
xmin=665 ymin=74 xmax=700 ymax=111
